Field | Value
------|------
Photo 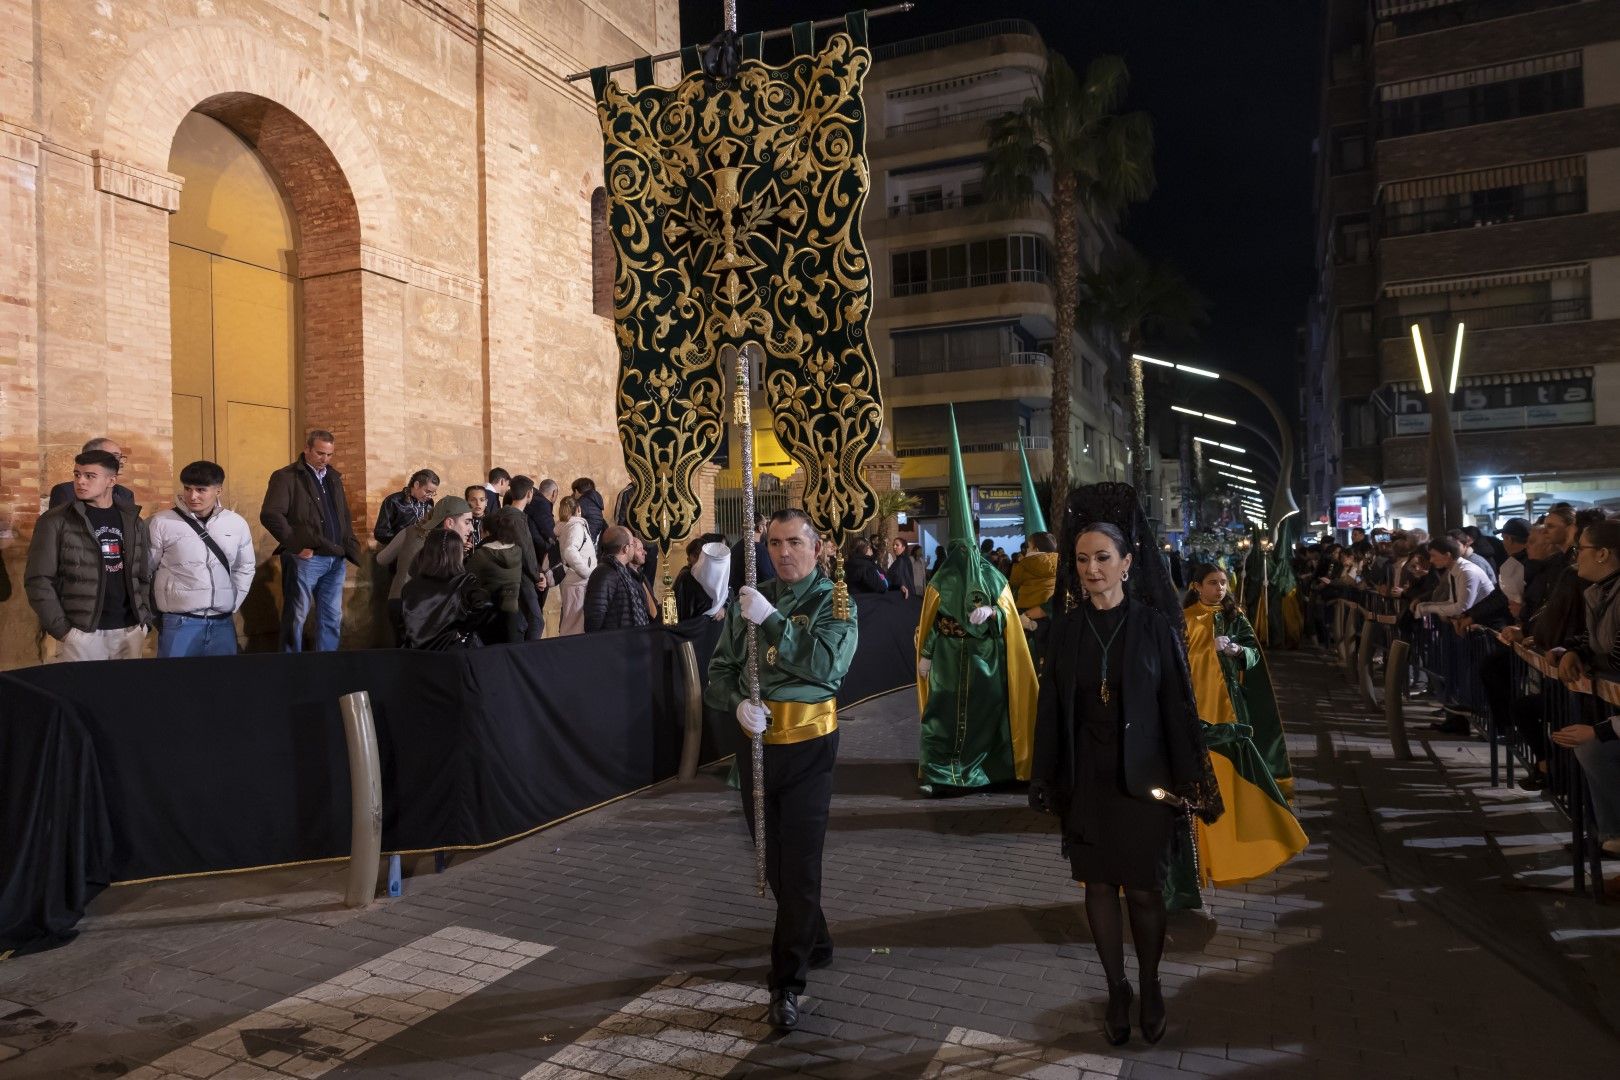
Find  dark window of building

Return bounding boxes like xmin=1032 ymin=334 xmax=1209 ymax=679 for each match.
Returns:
xmin=1383 ymin=173 xmax=1585 ymax=235
xmin=891 ymin=249 xmax=929 ymax=296
xmin=908 ymin=186 xmax=944 ymax=214
xmin=1333 ymin=215 xmax=1372 ymax=264
xmin=1378 ymin=0 xmax=1579 ymax=39
xmin=1379 ymin=66 xmax=1582 ymax=138
xmin=1341 ymin=399 xmax=1378 ymax=450
xmin=1331 ymin=126 xmax=1367 ymax=174
xmin=1337 ymin=308 xmax=1373 ymax=359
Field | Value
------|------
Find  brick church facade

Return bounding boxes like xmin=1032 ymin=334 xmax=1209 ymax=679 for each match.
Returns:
xmin=0 ymin=0 xmax=679 ymax=666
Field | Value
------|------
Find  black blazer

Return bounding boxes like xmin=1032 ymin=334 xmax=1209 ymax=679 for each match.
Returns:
xmin=1033 ymin=599 xmax=1204 ymax=803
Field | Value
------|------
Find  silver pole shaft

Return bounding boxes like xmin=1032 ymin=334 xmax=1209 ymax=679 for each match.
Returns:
xmin=724 ymin=0 xmax=738 ymax=34
xmin=737 ymin=345 xmax=767 ymax=898
xmin=338 ymin=691 xmax=383 ymax=908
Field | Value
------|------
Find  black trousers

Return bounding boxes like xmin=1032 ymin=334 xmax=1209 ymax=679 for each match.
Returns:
xmin=738 ymin=730 xmax=838 ymax=994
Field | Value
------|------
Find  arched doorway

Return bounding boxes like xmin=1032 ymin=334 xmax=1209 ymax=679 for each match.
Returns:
xmin=166 ymin=95 xmax=364 ymax=647
xmin=168 ymin=110 xmax=297 ymax=543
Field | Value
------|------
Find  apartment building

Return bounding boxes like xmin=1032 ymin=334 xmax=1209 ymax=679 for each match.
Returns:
xmin=1304 ymin=0 xmax=1620 ymax=530
xmin=863 ymin=20 xmax=1133 ymax=548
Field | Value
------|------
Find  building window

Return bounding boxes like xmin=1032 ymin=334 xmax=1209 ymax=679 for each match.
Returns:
xmin=1379 ymin=65 xmax=1582 ymax=138
xmin=1383 ymin=174 xmax=1585 ymax=236
xmin=1378 ymin=272 xmax=1591 ymax=339
xmin=1331 ymin=126 xmax=1367 ymax=174
xmin=1341 ymin=399 xmax=1378 ymax=450
xmin=888 ymin=235 xmax=1051 ymax=298
xmin=1337 ymin=308 xmax=1373 ymax=359
xmin=1376 ymin=0 xmax=1580 ymax=40
xmin=891 ymin=322 xmax=1026 ymax=376
xmin=1333 ymin=215 xmax=1372 ymax=264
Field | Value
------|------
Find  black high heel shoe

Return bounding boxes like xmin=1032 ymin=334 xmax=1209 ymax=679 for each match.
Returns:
xmin=1102 ymin=979 xmax=1132 ymax=1046
xmin=1139 ymin=978 xmax=1166 ymax=1044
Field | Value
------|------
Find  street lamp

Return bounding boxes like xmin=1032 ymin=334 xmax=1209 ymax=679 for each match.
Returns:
xmin=1140 ymin=354 xmax=1301 ymax=539
xmin=1410 ymin=321 xmax=1465 ymax=533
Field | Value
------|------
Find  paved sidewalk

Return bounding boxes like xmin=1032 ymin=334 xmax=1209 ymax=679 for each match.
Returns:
xmin=2 ymin=648 xmax=1618 ymax=1079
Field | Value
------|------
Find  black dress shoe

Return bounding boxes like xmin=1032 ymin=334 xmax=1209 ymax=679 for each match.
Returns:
xmin=1102 ymin=979 xmax=1132 ymax=1046
xmin=1139 ymin=978 xmax=1166 ymax=1044
xmin=768 ymin=989 xmax=799 ymax=1031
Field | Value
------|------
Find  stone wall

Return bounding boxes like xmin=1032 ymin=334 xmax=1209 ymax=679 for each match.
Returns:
xmin=0 ymin=0 xmax=678 ymax=667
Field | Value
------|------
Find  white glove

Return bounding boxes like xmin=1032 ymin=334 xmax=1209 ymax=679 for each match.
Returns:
xmin=1214 ymin=634 xmax=1231 ymax=652
xmin=736 ymin=700 xmax=769 ymax=736
xmin=918 ymin=657 xmax=932 ymax=678
xmin=1019 ymin=614 xmax=1037 ymax=631
xmin=968 ymin=605 xmax=995 ymax=626
xmin=738 ymin=585 xmax=775 ymax=626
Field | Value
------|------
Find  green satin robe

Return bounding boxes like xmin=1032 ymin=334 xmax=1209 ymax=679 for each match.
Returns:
xmin=704 ymin=570 xmax=858 ymax=718
xmin=914 ymin=543 xmax=1037 ymax=791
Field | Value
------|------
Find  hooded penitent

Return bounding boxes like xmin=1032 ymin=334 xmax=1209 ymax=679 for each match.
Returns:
xmin=1182 ymin=595 xmax=1306 ymax=893
xmin=914 ymin=407 xmax=1039 ymax=790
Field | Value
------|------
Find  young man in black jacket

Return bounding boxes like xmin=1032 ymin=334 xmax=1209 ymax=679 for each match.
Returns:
xmin=843 ymin=538 xmax=888 ymax=594
xmin=374 ymin=469 xmax=438 ymax=544
xmin=584 ymin=526 xmax=651 ymax=632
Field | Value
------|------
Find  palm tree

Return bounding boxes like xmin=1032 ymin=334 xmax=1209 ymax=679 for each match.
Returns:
xmin=1078 ymin=249 xmax=1209 ymax=496
xmin=985 ymin=54 xmax=1155 ymax=525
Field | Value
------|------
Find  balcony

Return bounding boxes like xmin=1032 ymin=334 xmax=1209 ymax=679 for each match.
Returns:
xmin=892 ymin=268 xmax=1048 ymax=299
xmin=892 ymin=350 xmax=1050 ymax=377
xmin=887 ymin=193 xmax=986 ymax=219
xmin=885 ymin=96 xmax=1026 ymax=138
xmin=1373 ymin=0 xmax=1580 ymax=41
xmin=874 ymin=19 xmax=1043 ymax=62
xmin=1377 ymin=296 xmax=1590 ymax=340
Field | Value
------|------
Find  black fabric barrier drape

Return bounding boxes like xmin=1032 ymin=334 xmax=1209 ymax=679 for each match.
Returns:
xmin=0 ymin=593 xmax=920 ymax=955
xmin=0 ymin=676 xmax=113 ymax=954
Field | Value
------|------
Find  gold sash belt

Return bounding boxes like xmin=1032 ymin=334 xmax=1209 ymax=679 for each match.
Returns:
xmin=763 ymin=698 xmax=838 ymax=745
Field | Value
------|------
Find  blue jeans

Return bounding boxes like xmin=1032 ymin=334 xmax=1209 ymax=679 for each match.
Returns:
xmin=158 ymin=613 xmax=239 ymax=658
xmin=1575 ymin=737 xmax=1620 ymax=841
xmin=281 ymin=553 xmax=346 ymax=652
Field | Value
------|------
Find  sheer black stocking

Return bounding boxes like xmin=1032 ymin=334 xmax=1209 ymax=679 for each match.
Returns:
xmin=1082 ymin=883 xmax=1126 ymax=984
xmin=1123 ymin=887 xmax=1167 ymax=983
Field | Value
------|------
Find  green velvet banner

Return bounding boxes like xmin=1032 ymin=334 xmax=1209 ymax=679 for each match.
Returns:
xmin=591 ymin=13 xmax=883 ymax=549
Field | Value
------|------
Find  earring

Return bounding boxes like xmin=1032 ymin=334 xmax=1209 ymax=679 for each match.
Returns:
xmin=1122 ymin=571 xmax=1130 ymax=582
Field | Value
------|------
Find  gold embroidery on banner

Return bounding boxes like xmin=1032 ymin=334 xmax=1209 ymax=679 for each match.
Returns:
xmin=594 ymin=31 xmax=883 ymax=550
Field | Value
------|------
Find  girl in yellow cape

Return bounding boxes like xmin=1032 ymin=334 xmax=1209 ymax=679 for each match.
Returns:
xmin=1182 ymin=563 xmax=1307 ymax=887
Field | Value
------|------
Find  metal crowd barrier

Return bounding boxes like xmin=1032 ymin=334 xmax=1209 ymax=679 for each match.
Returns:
xmin=1309 ymin=583 xmax=1614 ymax=903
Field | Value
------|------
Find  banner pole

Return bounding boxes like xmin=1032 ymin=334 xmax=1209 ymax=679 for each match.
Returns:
xmin=735 ymin=344 xmax=767 ymax=898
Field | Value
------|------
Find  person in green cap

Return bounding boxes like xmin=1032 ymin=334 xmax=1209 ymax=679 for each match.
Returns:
xmin=915 ymin=408 xmax=1040 ymax=795
xmin=705 ymin=507 xmax=859 ymax=1032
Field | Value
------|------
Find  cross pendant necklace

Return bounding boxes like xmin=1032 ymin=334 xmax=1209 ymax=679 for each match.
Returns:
xmin=1084 ymin=606 xmax=1127 ymax=706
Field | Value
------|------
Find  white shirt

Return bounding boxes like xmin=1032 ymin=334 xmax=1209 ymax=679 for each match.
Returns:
xmin=1498 ymin=556 xmax=1526 ymax=605
xmin=1416 ymin=557 xmax=1492 ymax=618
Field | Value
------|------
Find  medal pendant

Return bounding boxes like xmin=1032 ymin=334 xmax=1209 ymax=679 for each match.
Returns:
xmin=1100 ymin=682 xmax=1110 ymax=706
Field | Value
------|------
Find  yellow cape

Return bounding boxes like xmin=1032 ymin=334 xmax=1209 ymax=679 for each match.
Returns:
xmin=915 ymin=584 xmax=1039 ymax=780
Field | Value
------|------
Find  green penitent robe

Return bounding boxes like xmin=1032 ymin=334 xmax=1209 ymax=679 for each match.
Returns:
xmin=914 ymin=542 xmax=1038 ymax=791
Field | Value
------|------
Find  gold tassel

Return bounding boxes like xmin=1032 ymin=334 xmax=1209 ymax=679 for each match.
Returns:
xmin=661 ymin=557 xmax=677 ymax=625
xmin=832 ymin=552 xmax=851 ymax=621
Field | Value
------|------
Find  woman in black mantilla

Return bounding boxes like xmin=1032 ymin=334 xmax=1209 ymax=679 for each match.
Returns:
xmin=1029 ymin=483 xmax=1222 ymax=1047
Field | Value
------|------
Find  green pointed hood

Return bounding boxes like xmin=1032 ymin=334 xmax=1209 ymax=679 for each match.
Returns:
xmin=948 ymin=405 xmax=975 ymax=547
xmin=934 ymin=405 xmax=1007 ymax=637
xmin=1017 ymin=437 xmax=1047 ymax=536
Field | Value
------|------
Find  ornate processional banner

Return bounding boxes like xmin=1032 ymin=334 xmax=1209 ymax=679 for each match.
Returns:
xmin=590 ymin=13 xmax=883 ymax=549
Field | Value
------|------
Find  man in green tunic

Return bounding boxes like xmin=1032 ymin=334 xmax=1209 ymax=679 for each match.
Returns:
xmin=706 ymin=508 xmax=858 ymax=1031
xmin=915 ymin=408 xmax=1038 ymax=794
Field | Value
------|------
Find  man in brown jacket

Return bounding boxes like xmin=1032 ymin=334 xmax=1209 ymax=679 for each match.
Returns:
xmin=260 ymin=429 xmax=361 ymax=652
xmin=25 ymin=448 xmax=153 ymax=661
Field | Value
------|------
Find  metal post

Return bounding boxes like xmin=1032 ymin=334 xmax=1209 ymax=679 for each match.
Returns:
xmin=1384 ymin=637 xmax=1414 ymax=760
xmin=677 ymin=639 xmax=705 ymax=782
xmin=1356 ymin=612 xmax=1380 ymax=710
xmin=338 ymin=691 xmax=383 ymax=908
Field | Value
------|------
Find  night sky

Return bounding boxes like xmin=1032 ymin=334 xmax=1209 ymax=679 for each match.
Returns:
xmin=675 ymin=0 xmax=1323 ymax=430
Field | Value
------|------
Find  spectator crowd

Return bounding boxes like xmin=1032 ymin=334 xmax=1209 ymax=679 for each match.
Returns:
xmin=1295 ymin=505 xmax=1620 ymax=895
xmin=23 ymin=430 xmax=934 ymax=665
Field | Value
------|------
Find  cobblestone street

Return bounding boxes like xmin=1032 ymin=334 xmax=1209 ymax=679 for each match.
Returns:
xmin=3 ymin=648 xmax=1618 ymax=1079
